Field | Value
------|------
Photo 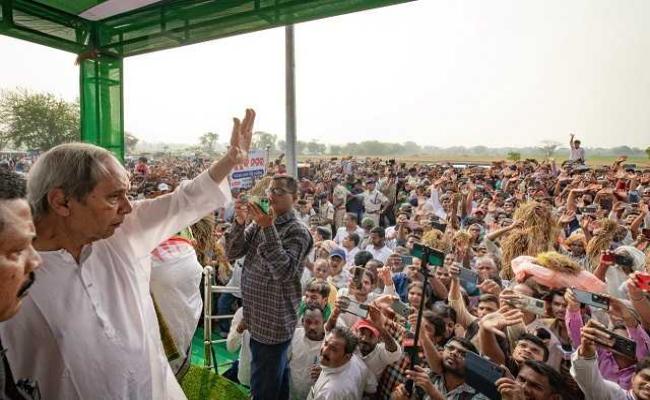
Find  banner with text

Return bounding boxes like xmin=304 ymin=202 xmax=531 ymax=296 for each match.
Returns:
xmin=229 ymin=149 xmax=267 ymax=190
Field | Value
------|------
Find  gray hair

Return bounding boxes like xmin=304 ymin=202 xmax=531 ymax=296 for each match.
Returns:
xmin=28 ymin=143 xmax=120 ymax=219
xmin=475 ymin=256 xmax=497 ymax=269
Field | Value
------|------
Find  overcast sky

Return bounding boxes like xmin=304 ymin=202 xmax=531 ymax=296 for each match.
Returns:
xmin=1 ymin=0 xmax=649 ymax=148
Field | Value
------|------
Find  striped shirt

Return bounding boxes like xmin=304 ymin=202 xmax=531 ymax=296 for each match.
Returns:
xmin=225 ymin=210 xmax=313 ymax=344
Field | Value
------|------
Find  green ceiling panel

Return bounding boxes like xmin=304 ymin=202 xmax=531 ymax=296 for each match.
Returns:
xmin=32 ymin=0 xmax=105 ymax=16
xmin=1 ymin=0 xmax=413 ymax=57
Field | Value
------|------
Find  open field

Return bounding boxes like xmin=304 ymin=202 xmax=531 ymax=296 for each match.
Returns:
xmin=297 ymin=154 xmax=650 ymax=167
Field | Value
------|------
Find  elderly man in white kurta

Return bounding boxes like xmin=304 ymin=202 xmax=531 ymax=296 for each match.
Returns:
xmin=0 ymin=109 xmax=255 ymax=399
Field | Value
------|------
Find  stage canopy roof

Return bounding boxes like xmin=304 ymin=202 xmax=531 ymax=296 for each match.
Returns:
xmin=1 ymin=0 xmax=412 ymax=57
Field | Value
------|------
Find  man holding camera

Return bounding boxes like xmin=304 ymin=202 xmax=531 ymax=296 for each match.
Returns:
xmin=225 ymin=175 xmax=314 ymax=400
xmin=571 ymin=320 xmax=650 ymax=400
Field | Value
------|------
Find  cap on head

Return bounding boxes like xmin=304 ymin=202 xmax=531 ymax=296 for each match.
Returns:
xmin=329 ymin=248 xmax=346 ymax=261
xmin=352 ymin=319 xmax=380 ymax=337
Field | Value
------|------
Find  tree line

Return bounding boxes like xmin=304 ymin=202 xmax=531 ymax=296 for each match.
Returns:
xmin=2 ymin=89 xmax=649 ymax=160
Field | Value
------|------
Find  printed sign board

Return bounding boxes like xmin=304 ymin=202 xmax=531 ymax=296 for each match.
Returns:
xmin=229 ymin=149 xmax=267 ymax=190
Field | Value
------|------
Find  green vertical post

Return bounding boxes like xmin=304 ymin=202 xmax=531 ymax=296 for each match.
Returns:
xmin=79 ymin=55 xmax=125 ymax=162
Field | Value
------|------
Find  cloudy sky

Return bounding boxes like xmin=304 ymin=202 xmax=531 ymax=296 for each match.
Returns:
xmin=1 ymin=0 xmax=649 ymax=148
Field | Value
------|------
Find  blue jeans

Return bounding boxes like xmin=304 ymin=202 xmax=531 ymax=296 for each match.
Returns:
xmin=217 ymin=293 xmax=240 ymax=333
xmin=249 ymin=338 xmax=291 ymax=400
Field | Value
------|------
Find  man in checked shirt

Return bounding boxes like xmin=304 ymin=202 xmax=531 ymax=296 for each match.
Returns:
xmin=225 ymin=175 xmax=313 ymax=400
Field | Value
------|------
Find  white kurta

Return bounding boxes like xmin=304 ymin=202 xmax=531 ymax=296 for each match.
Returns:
xmin=289 ymin=327 xmax=323 ymax=400
xmin=307 ymin=355 xmax=377 ymax=400
xmin=150 ymin=240 xmax=204 ymax=373
xmin=0 ymin=171 xmax=231 ymax=400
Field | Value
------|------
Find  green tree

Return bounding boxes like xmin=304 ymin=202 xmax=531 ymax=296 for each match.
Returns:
xmin=0 ymin=89 xmax=79 ymax=151
xmin=125 ymin=132 xmax=139 ymax=154
xmin=538 ymin=140 xmax=560 ymax=159
xmin=306 ymin=140 xmax=326 ymax=155
xmin=646 ymin=146 xmax=650 ymax=159
xmin=507 ymin=151 xmax=521 ymax=161
xmin=252 ymin=131 xmax=277 ymax=152
xmin=329 ymin=145 xmax=343 ymax=155
xmin=198 ymin=132 xmax=219 ymax=154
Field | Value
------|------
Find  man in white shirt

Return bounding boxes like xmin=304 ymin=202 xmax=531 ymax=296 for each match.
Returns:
xmin=571 ymin=320 xmax=650 ymax=400
xmin=341 ymin=233 xmax=360 ymax=268
xmin=332 ymin=177 xmax=350 ymax=231
xmin=289 ymin=306 xmax=325 ymax=400
xmin=307 ymin=327 xmax=377 ymax=400
xmin=150 ymin=232 xmax=204 ymax=376
xmin=0 ymin=170 xmax=42 ymax=399
xmin=361 ymin=179 xmax=387 ymax=227
xmin=328 ymin=249 xmax=351 ymax=290
xmin=0 ymin=109 xmax=255 ymax=399
xmin=351 ymin=313 xmax=402 ymax=379
xmin=366 ymin=227 xmax=392 ymax=264
xmin=334 ymin=213 xmax=365 ymax=247
xmin=569 ymin=133 xmax=586 ymax=164
xmin=226 ymin=307 xmax=252 ymax=387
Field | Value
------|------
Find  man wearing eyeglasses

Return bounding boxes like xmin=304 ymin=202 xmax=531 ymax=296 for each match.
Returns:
xmin=393 ymin=337 xmax=490 ymax=399
xmin=225 ymin=175 xmax=314 ymax=400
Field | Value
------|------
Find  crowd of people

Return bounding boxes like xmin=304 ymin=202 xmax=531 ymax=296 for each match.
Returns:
xmin=1 ymin=122 xmax=650 ymax=400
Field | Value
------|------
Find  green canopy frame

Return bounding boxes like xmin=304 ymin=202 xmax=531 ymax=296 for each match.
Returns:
xmin=1 ymin=0 xmax=412 ymax=160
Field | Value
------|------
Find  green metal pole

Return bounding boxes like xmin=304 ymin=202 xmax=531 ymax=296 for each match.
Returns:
xmin=79 ymin=55 xmax=125 ymax=162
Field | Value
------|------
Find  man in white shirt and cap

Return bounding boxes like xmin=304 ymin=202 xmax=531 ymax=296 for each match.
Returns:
xmin=0 ymin=109 xmax=256 ymax=400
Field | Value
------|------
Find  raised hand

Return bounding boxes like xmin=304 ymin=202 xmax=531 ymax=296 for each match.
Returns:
xmin=227 ymin=109 xmax=256 ymax=166
xmin=478 ymin=279 xmax=502 ymax=296
xmin=247 ymin=202 xmax=273 ymax=228
xmin=579 ymin=320 xmax=612 ymax=358
xmin=405 ymin=366 xmax=437 ymax=396
xmin=479 ymin=307 xmax=524 ymax=338
xmin=368 ymin=304 xmax=386 ymax=331
xmin=564 ymin=289 xmax=580 ymax=312
xmin=378 ymin=266 xmax=393 ymax=287
xmin=496 ymin=377 xmax=525 ymax=400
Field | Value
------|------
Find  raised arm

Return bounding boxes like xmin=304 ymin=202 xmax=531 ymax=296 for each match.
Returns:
xmin=447 ymin=265 xmax=477 ymax=328
xmin=121 ymin=110 xmax=255 ymax=258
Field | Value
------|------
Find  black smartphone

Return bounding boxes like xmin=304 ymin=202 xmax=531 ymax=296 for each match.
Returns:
xmin=580 ymin=205 xmax=597 ymax=214
xmin=431 ymin=221 xmax=447 ymax=232
xmin=614 ymin=254 xmax=634 ymax=268
xmin=599 ymin=198 xmax=613 ymax=211
xmin=592 ymin=325 xmax=636 ymax=359
xmin=465 ymin=352 xmax=503 ymax=400
xmin=338 ymin=296 xmax=369 ymax=319
xmin=390 ymin=299 xmax=411 ymax=319
xmin=411 ymin=243 xmax=445 ymax=267
xmin=400 ymin=256 xmax=413 ymax=266
xmin=572 ymin=288 xmax=609 ymax=310
xmin=458 ymin=267 xmax=479 ymax=285
xmin=505 ymin=294 xmax=546 ymax=316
